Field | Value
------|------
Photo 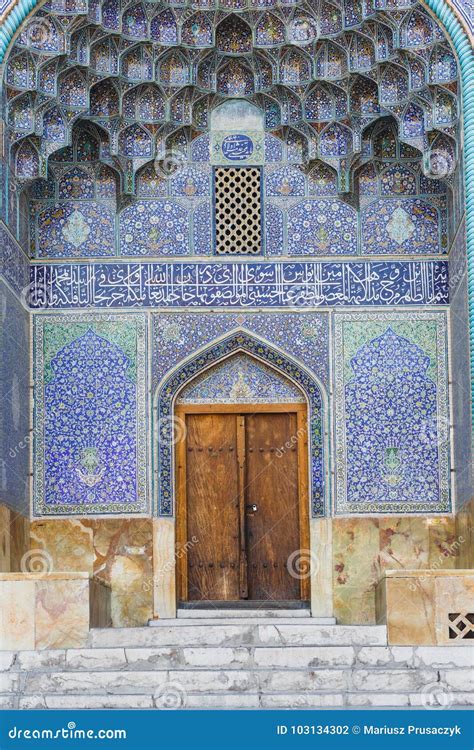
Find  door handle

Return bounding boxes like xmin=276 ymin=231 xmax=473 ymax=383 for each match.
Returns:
xmin=246 ymin=504 xmax=258 ymax=513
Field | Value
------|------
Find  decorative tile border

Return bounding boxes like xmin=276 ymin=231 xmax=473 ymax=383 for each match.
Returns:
xmin=29 ymin=260 xmax=449 ymax=309
xmin=334 ymin=311 xmax=451 ymax=515
xmin=33 ymin=313 xmax=148 ymax=516
xmin=155 ymin=331 xmax=326 ymax=517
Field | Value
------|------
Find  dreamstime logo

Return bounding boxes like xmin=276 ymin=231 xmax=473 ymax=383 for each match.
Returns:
xmin=424 ymin=148 xmax=457 ymax=179
xmin=275 ymin=426 xmax=306 ymax=458
xmin=27 ymin=17 xmax=55 ymax=49
xmin=158 ymin=415 xmax=187 ymax=446
xmin=420 ymin=681 xmax=454 ymax=710
xmin=286 ymin=283 xmax=325 ymax=310
xmin=419 ymin=414 xmax=450 ymax=449
xmin=21 ymin=279 xmax=51 ymax=310
xmin=20 ymin=549 xmax=53 ymax=577
xmin=287 ymin=16 xmax=317 ymax=45
xmin=287 ymin=548 xmax=317 ymax=580
xmin=154 ymin=150 xmax=187 ymax=179
xmin=154 ymin=682 xmax=187 ymax=709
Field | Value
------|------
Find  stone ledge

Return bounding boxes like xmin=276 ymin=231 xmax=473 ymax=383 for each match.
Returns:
xmin=376 ymin=570 xmax=474 ymax=646
xmin=384 ymin=569 xmax=473 ymax=578
xmin=0 ymin=572 xmax=110 ymax=586
xmin=0 ymin=573 xmax=111 ymax=650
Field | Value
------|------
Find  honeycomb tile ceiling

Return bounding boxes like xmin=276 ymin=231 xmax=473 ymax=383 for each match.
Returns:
xmin=5 ymin=0 xmax=459 ymax=189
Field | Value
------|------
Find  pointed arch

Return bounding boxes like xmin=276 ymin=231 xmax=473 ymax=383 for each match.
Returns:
xmin=154 ymin=331 xmax=328 ymax=517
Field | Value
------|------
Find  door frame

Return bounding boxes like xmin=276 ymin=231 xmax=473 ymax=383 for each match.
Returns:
xmin=175 ymin=402 xmax=311 ymax=604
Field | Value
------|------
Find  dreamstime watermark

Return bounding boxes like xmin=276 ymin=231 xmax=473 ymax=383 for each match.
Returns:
xmin=420 ymin=681 xmax=454 ymax=711
xmin=408 ymin=534 xmax=465 ymax=592
xmin=8 ymin=722 xmax=126 ymax=740
xmin=275 ymin=426 xmax=306 ymax=458
xmin=20 ymin=548 xmax=54 ymax=577
xmin=21 ymin=279 xmax=51 ymax=310
xmin=287 ymin=548 xmax=318 ymax=580
xmin=154 ymin=681 xmax=187 ymax=709
xmin=287 ymin=16 xmax=317 ymax=46
xmin=25 ymin=17 xmax=56 ymax=49
xmin=419 ymin=414 xmax=451 ymax=449
xmin=424 ymin=148 xmax=457 ymax=180
xmin=286 ymin=283 xmax=326 ymax=310
xmin=158 ymin=415 xmax=187 ymax=447
xmin=142 ymin=536 xmax=199 ymax=591
xmin=154 ymin=149 xmax=187 ymax=179
xmin=3 ymin=432 xmax=32 ymax=461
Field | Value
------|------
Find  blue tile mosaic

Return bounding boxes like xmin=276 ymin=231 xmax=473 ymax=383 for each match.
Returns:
xmin=176 ymin=353 xmax=306 ymax=404
xmin=28 ymin=260 xmax=449 ymax=309
xmin=33 ymin=314 xmax=147 ymax=515
xmin=334 ymin=312 xmax=450 ymax=514
xmin=0 ymin=281 xmax=30 ymax=515
xmin=119 ymin=201 xmax=189 ymax=256
xmin=35 ymin=201 xmax=115 ymax=258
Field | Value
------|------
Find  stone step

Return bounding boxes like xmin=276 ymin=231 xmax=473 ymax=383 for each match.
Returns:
xmin=11 ymin=691 xmax=474 ymax=710
xmin=1 ymin=639 xmax=472 ymax=710
xmin=7 ymin=644 xmax=471 ymax=673
xmin=9 ymin=666 xmax=463 ymax=694
xmin=3 ymin=665 xmax=473 ymax=705
xmin=89 ymin=623 xmax=388 ymax=648
xmin=175 ymin=609 xmax=316 ymax=619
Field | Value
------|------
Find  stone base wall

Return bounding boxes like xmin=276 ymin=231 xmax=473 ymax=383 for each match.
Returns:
xmin=376 ymin=570 xmax=474 ymax=645
xmin=332 ymin=516 xmax=461 ymax=625
xmin=456 ymin=497 xmax=474 ymax=569
xmin=0 ymin=573 xmax=111 ymax=650
xmin=25 ymin=514 xmax=463 ymax=627
xmin=1 ymin=502 xmax=469 ymax=628
xmin=29 ymin=519 xmax=153 ymax=628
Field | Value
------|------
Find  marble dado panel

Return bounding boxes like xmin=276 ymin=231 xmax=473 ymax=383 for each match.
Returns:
xmin=30 ymin=519 xmax=153 ymax=628
xmin=456 ymin=498 xmax=474 ymax=569
xmin=333 ymin=516 xmax=461 ymax=625
xmin=27 ymin=515 xmax=463 ymax=627
xmin=33 ymin=314 xmax=147 ymax=516
xmin=376 ymin=570 xmax=474 ymax=645
xmin=28 ymin=260 xmax=449 ymax=310
xmin=0 ymin=573 xmax=110 ymax=650
xmin=334 ymin=311 xmax=450 ymax=515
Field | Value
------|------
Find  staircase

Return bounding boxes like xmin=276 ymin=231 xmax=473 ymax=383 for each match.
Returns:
xmin=1 ymin=619 xmax=472 ymax=710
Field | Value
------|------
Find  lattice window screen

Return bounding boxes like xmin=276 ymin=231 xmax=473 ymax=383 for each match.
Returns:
xmin=214 ymin=167 xmax=262 ymax=255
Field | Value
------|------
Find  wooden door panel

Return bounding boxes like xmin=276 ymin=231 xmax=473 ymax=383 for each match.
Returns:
xmin=245 ymin=412 xmax=301 ymax=601
xmin=185 ymin=414 xmax=241 ymax=601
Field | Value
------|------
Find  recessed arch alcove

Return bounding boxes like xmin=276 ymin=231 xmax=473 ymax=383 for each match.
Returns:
xmin=154 ymin=330 xmax=328 ymax=518
xmin=152 ymin=329 xmax=330 ymax=616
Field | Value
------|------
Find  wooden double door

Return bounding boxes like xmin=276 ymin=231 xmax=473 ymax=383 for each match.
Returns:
xmin=176 ymin=405 xmax=310 ymax=604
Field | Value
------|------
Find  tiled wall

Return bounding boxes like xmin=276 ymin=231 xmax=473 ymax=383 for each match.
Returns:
xmin=0 ymin=281 xmax=30 ymax=516
xmin=33 ymin=309 xmax=453 ymax=518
